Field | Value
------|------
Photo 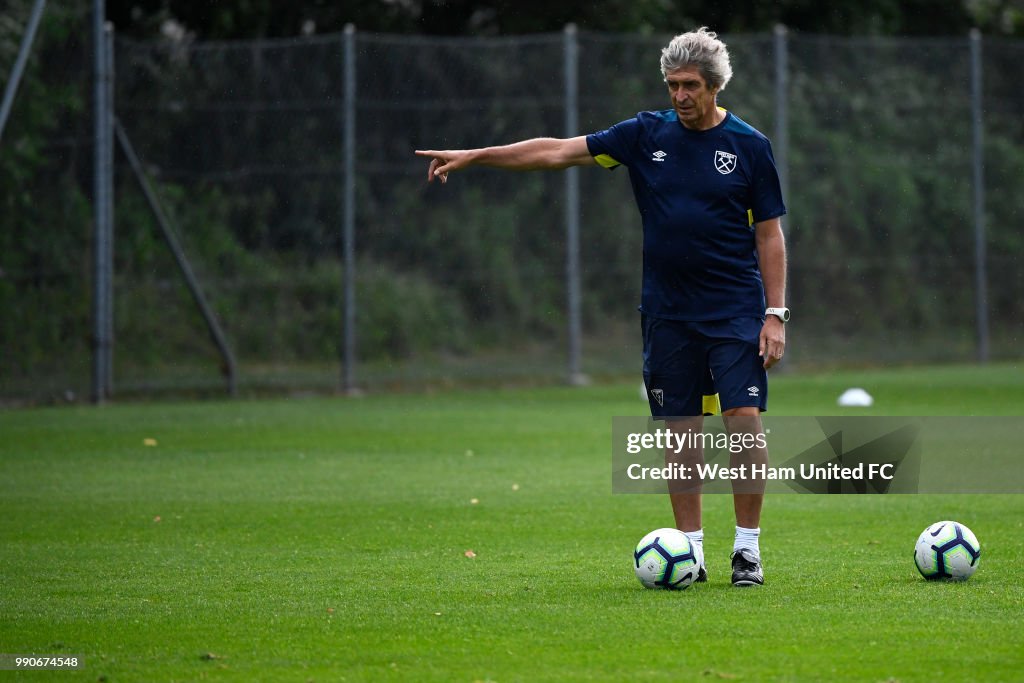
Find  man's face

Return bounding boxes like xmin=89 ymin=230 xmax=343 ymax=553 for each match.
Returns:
xmin=665 ymin=66 xmax=719 ymax=130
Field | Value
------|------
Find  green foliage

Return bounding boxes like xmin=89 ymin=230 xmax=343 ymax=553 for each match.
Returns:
xmin=112 ymin=182 xmax=469 ymax=365
xmin=106 ymin=0 xmax=1024 ymax=39
xmin=376 ymin=178 xmax=567 ymax=341
xmin=0 ymin=3 xmax=93 ymax=381
xmin=355 ymin=260 xmax=470 ymax=359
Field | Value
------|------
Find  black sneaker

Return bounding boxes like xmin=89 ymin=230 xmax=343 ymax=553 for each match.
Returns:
xmin=730 ymin=549 xmax=764 ymax=587
xmin=695 ymin=564 xmax=707 ymax=583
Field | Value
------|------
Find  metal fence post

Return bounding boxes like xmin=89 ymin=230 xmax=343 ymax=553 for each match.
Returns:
xmin=773 ymin=25 xmax=789 ymax=206
xmin=92 ymin=4 xmax=114 ymax=403
xmin=564 ymin=24 xmax=587 ymax=386
xmin=341 ymin=24 xmax=359 ymax=394
xmin=0 ymin=0 xmax=48 ymax=146
xmin=115 ymin=120 xmax=238 ymax=396
xmin=969 ymin=28 xmax=989 ymax=363
xmin=104 ymin=21 xmax=115 ymax=394
xmin=772 ymin=24 xmax=793 ymax=368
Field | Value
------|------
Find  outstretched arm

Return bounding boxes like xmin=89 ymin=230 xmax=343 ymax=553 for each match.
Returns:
xmin=415 ymin=136 xmax=595 ymax=184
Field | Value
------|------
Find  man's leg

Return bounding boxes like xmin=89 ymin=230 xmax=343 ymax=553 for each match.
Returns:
xmin=641 ymin=316 xmax=712 ymax=579
xmin=665 ymin=416 xmax=706 ymax=580
xmin=704 ymin=317 xmax=769 ymax=586
xmin=665 ymin=416 xmax=704 ymax=532
xmin=723 ymin=406 xmax=767 ymax=586
xmin=723 ymin=407 xmax=767 ymax=528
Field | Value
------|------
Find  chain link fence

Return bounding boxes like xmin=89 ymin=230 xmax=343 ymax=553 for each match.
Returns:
xmin=2 ymin=7 xmax=1022 ymax=402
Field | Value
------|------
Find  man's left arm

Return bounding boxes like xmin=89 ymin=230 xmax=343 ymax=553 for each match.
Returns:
xmin=756 ymin=217 xmax=787 ymax=369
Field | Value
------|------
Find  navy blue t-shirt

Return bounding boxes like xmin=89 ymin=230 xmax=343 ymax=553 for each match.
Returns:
xmin=586 ymin=109 xmax=786 ymax=321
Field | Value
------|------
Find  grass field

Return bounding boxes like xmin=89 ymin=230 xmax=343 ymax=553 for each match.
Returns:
xmin=1 ymin=363 xmax=1023 ymax=682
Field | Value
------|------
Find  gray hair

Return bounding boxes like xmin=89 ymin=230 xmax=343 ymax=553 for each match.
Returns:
xmin=660 ymin=27 xmax=733 ymax=92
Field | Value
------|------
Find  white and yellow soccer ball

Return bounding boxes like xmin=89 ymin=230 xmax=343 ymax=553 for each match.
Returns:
xmin=914 ymin=521 xmax=981 ymax=581
xmin=633 ymin=528 xmax=703 ymax=590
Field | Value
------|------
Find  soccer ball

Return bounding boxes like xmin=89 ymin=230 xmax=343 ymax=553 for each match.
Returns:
xmin=633 ymin=528 xmax=703 ymax=590
xmin=913 ymin=521 xmax=981 ymax=581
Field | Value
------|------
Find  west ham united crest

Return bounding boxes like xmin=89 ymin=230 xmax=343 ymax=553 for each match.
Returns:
xmin=714 ymin=150 xmax=737 ymax=175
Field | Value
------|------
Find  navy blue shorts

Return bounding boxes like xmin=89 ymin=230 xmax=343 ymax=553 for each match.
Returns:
xmin=641 ymin=315 xmax=768 ymax=417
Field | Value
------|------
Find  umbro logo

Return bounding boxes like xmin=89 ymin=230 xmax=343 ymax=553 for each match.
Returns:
xmin=651 ymin=150 xmax=667 ymax=162
xmin=747 ymin=386 xmax=760 ymax=397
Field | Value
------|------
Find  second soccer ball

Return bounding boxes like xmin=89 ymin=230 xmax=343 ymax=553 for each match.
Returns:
xmin=913 ymin=520 xmax=981 ymax=581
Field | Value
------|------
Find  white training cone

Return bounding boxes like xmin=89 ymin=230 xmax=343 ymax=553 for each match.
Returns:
xmin=838 ymin=387 xmax=874 ymax=407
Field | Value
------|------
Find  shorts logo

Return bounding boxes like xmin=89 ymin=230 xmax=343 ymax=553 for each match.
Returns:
xmin=714 ymin=150 xmax=737 ymax=175
xmin=651 ymin=150 xmax=667 ymax=162
xmin=747 ymin=386 xmax=760 ymax=397
xmin=651 ymin=389 xmax=665 ymax=406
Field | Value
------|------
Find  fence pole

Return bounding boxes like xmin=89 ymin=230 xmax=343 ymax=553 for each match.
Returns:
xmin=92 ymin=6 xmax=114 ymax=403
xmin=0 ymin=0 xmax=47 ymax=146
xmin=104 ymin=21 xmax=115 ymax=394
xmin=969 ymin=28 xmax=989 ymax=363
xmin=773 ymin=25 xmax=790 ymax=205
xmin=341 ymin=24 xmax=359 ymax=394
xmin=115 ymin=120 xmax=238 ymax=396
xmin=772 ymin=24 xmax=793 ymax=368
xmin=564 ymin=23 xmax=587 ymax=386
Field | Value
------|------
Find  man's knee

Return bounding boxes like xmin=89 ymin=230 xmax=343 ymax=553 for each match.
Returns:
xmin=722 ymin=406 xmax=760 ymax=417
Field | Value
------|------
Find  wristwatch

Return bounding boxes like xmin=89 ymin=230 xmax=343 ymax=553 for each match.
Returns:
xmin=765 ymin=307 xmax=790 ymax=323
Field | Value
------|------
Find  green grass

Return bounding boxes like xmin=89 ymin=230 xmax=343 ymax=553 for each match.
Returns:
xmin=1 ymin=363 xmax=1023 ymax=681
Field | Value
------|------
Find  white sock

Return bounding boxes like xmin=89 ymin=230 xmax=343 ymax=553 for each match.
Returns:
xmin=685 ymin=528 xmax=704 ymax=562
xmin=734 ymin=526 xmax=760 ymax=558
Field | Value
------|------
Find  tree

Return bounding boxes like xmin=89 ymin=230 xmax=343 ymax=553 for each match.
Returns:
xmin=105 ymin=0 xmax=1023 ymax=40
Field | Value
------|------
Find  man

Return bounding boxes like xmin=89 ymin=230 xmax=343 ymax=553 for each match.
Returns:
xmin=416 ymin=27 xmax=787 ymax=587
